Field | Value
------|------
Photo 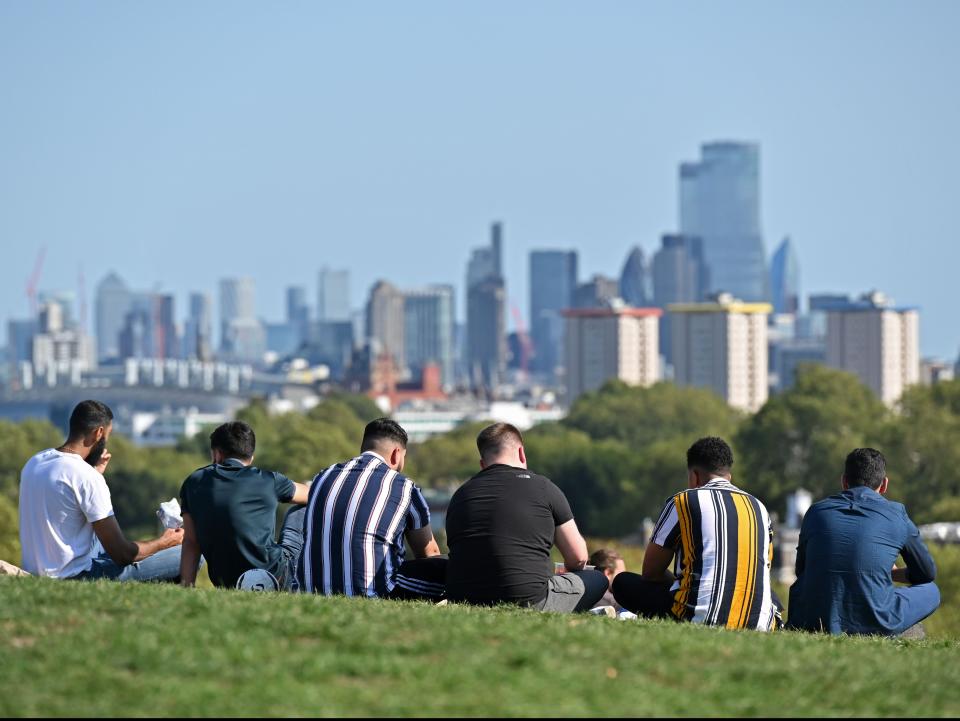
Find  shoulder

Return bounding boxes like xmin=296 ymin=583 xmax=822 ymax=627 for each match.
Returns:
xmin=182 ymin=464 xmax=215 ymax=487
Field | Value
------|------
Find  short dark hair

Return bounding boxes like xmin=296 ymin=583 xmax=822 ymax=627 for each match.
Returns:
xmin=476 ymin=422 xmax=524 ymax=462
xmin=844 ymin=448 xmax=886 ymax=490
xmin=686 ymin=437 xmax=734 ymax=475
xmin=209 ymin=421 xmax=256 ymax=460
xmin=589 ymin=548 xmax=623 ymax=574
xmin=361 ymin=418 xmax=408 ymax=452
xmin=68 ymin=400 xmax=113 ymax=440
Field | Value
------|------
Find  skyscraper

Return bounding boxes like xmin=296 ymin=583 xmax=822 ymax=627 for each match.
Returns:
xmin=652 ymin=234 xmax=708 ymax=362
xmin=770 ymin=236 xmax=800 ymax=315
xmin=404 ymin=285 xmax=455 ymax=385
xmin=529 ymin=250 xmax=578 ymax=378
xmin=466 ymin=222 xmax=506 ymax=392
xmin=619 ymin=247 xmax=651 ymax=307
xmin=318 ymin=268 xmax=351 ymax=322
xmin=183 ymin=292 xmax=213 ymax=361
xmin=365 ymin=280 xmax=406 ymax=369
xmin=219 ymin=277 xmax=264 ymax=363
xmin=95 ymin=272 xmax=133 ymax=363
xmin=118 ymin=293 xmax=178 ymax=360
xmin=680 ymin=142 xmax=768 ymax=302
xmin=573 ymin=275 xmax=619 ymax=309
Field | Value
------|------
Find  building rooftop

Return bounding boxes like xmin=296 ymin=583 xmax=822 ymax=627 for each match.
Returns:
xmin=561 ymin=307 xmax=662 ymax=319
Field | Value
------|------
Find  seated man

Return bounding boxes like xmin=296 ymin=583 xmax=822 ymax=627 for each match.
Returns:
xmin=179 ymin=421 xmax=310 ymax=590
xmin=589 ymin=548 xmax=626 ymax=609
xmin=786 ymin=448 xmax=940 ymax=636
xmin=19 ymin=400 xmax=183 ymax=581
xmin=445 ymin=423 xmax=607 ymax=613
xmin=296 ymin=418 xmax=446 ymax=601
xmin=613 ymin=437 xmax=780 ymax=631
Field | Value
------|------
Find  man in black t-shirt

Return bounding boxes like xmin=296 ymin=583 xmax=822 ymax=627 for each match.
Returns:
xmin=179 ymin=421 xmax=310 ymax=589
xmin=445 ymin=423 xmax=607 ymax=612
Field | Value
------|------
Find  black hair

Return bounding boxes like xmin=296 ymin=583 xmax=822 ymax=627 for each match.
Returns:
xmin=68 ymin=400 xmax=114 ymax=440
xmin=476 ymin=422 xmax=524 ymax=461
xmin=361 ymin=418 xmax=408 ymax=452
xmin=209 ymin=421 xmax=256 ymax=460
xmin=844 ymin=448 xmax=886 ymax=490
xmin=686 ymin=436 xmax=734 ymax=475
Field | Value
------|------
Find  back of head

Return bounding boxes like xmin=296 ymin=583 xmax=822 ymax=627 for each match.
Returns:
xmin=210 ymin=421 xmax=256 ymax=461
xmin=686 ymin=436 xmax=734 ymax=477
xmin=588 ymin=548 xmax=623 ymax=574
xmin=476 ymin=422 xmax=524 ymax=465
xmin=361 ymin=418 xmax=408 ymax=454
xmin=68 ymin=400 xmax=113 ymax=440
xmin=844 ymin=448 xmax=886 ymax=490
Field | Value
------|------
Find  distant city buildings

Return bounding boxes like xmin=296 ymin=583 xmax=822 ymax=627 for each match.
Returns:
xmin=95 ymin=272 xmax=132 ymax=363
xmin=219 ymin=277 xmax=265 ymax=364
xmin=466 ymin=222 xmax=507 ymax=392
xmin=825 ymin=291 xmax=920 ymax=405
xmin=404 ymin=285 xmax=455 ymax=387
xmin=573 ymin=274 xmax=619 ymax=309
xmin=619 ymin=246 xmax=651 ymax=307
xmin=317 ymin=268 xmax=351 ymax=322
xmin=365 ymin=280 xmax=406 ymax=372
xmin=529 ymin=250 xmax=578 ymax=379
xmin=770 ymin=236 xmax=800 ymax=315
xmin=652 ymin=234 xmax=709 ymax=363
xmin=680 ymin=142 xmax=768 ymax=302
xmin=563 ymin=305 xmax=661 ymax=403
xmin=670 ymin=295 xmax=771 ymax=412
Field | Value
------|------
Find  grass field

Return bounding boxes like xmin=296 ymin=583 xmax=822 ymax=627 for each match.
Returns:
xmin=2 ymin=578 xmax=959 ymax=717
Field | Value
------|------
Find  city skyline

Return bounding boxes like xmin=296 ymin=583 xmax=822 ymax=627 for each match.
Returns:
xmin=2 ymin=4 xmax=958 ymax=359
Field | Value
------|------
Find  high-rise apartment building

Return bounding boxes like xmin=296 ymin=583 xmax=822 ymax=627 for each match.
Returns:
xmin=404 ymin=285 xmax=455 ymax=386
xmin=825 ymin=291 xmax=919 ymax=405
xmin=670 ymin=295 xmax=771 ymax=412
xmin=652 ymin=234 xmax=708 ymax=362
xmin=770 ymin=236 xmax=800 ymax=315
xmin=365 ymin=280 xmax=406 ymax=369
xmin=318 ymin=268 xmax=351 ymax=322
xmin=95 ymin=272 xmax=133 ymax=363
xmin=680 ymin=142 xmax=768 ymax=302
xmin=619 ymin=247 xmax=651 ymax=307
xmin=563 ymin=305 xmax=661 ymax=403
xmin=529 ymin=250 xmax=578 ymax=378
xmin=466 ymin=222 xmax=506 ymax=391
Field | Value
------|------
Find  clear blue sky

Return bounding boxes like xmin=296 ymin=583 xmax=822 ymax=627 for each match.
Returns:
xmin=1 ymin=2 xmax=958 ymax=358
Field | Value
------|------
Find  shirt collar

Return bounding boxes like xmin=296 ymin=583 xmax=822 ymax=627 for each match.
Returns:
xmin=221 ymin=458 xmax=249 ymax=468
xmin=704 ymin=476 xmax=738 ymax=489
xmin=361 ymin=450 xmax=387 ymax=464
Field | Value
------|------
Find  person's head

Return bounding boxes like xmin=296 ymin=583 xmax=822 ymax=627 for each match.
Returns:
xmin=209 ymin=421 xmax=256 ymax=465
xmin=589 ymin=548 xmax=625 ymax=589
xmin=842 ymin=448 xmax=889 ymax=494
xmin=361 ymin=418 xmax=408 ymax=471
xmin=476 ymin=422 xmax=526 ymax=469
xmin=67 ymin=400 xmax=114 ymax=465
xmin=686 ymin=436 xmax=734 ymax=488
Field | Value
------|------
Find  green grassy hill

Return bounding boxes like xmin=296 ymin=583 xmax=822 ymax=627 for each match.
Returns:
xmin=1 ymin=578 xmax=959 ymax=717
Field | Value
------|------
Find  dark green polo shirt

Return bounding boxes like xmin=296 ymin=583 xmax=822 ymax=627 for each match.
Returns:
xmin=180 ymin=460 xmax=296 ymax=588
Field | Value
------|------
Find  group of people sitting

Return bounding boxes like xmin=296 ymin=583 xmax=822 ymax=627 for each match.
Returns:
xmin=17 ymin=399 xmax=941 ymax=636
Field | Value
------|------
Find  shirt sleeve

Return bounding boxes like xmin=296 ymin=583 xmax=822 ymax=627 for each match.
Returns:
xmin=179 ymin=478 xmax=191 ymax=514
xmin=651 ymin=498 xmax=681 ymax=550
xmin=273 ymin=472 xmax=296 ymax=503
xmin=901 ymin=512 xmax=937 ymax=585
xmin=77 ymin=469 xmax=114 ymax=524
xmin=545 ymin=480 xmax=574 ymax=526
xmin=405 ymin=483 xmax=431 ymax=530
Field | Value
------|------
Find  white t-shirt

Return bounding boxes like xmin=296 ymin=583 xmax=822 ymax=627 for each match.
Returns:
xmin=18 ymin=449 xmax=114 ymax=578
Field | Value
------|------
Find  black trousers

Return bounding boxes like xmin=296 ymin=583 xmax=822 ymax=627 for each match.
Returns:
xmin=611 ymin=572 xmax=675 ymax=618
xmin=388 ymin=556 xmax=448 ymax=602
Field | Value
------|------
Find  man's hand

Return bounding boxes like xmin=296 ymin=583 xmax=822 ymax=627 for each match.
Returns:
xmin=160 ymin=527 xmax=185 ymax=549
xmin=94 ymin=450 xmax=112 ymax=475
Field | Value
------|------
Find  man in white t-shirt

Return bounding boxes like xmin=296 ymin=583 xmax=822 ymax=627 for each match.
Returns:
xmin=18 ymin=400 xmax=183 ymax=581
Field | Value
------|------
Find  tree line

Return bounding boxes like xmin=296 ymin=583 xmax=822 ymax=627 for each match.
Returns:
xmin=1 ymin=366 xmax=958 ymax=561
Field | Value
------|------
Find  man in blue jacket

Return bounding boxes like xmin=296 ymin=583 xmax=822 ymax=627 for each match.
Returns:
xmin=787 ymin=448 xmax=940 ymax=636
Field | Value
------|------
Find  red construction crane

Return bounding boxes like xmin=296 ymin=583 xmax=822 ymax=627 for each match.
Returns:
xmin=26 ymin=247 xmax=47 ymax=315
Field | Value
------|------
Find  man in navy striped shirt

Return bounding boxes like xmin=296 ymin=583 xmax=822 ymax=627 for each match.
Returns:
xmin=296 ymin=418 xmax=446 ymax=601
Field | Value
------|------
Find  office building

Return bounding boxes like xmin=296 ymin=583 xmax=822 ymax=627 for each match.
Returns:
xmin=95 ymin=272 xmax=133 ymax=363
xmin=670 ymin=295 xmax=771 ymax=412
xmin=318 ymin=268 xmax=351 ymax=322
xmin=825 ymin=291 xmax=920 ymax=405
xmin=652 ymin=234 xmax=708 ymax=363
xmin=183 ymin=292 xmax=213 ymax=361
xmin=219 ymin=278 xmax=265 ymax=364
xmin=529 ymin=250 xmax=578 ymax=378
xmin=30 ymin=300 xmax=96 ymax=382
xmin=619 ymin=246 xmax=651 ymax=307
xmin=573 ymin=275 xmax=619 ymax=309
xmin=563 ymin=305 xmax=661 ymax=403
xmin=770 ymin=236 xmax=800 ymax=315
xmin=680 ymin=142 xmax=768 ymax=302
xmin=404 ymin=285 xmax=455 ymax=386
xmin=366 ymin=280 xmax=406 ymax=369
xmin=118 ymin=293 xmax=178 ymax=360
xmin=466 ymin=222 xmax=507 ymax=392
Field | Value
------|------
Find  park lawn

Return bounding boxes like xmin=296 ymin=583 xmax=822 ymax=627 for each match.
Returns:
xmin=1 ymin=578 xmax=958 ymax=718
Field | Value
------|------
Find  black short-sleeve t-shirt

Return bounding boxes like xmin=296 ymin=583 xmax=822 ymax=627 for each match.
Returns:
xmin=445 ymin=464 xmax=574 ymax=607
xmin=180 ymin=459 xmax=295 ymax=588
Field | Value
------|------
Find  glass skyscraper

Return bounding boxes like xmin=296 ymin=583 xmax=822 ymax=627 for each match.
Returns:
xmin=770 ymin=236 xmax=800 ymax=315
xmin=680 ymin=142 xmax=768 ymax=302
xmin=529 ymin=250 xmax=578 ymax=378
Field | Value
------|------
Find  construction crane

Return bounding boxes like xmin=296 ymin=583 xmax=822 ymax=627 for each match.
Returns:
xmin=26 ymin=247 xmax=47 ymax=316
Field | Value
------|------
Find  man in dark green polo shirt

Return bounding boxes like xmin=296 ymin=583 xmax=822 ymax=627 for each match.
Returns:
xmin=179 ymin=421 xmax=310 ymax=589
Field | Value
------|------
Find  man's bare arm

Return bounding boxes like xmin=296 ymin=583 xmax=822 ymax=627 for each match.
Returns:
xmin=179 ymin=513 xmax=202 ymax=587
xmin=405 ymin=525 xmax=441 ymax=559
xmin=641 ymin=542 xmax=676 ymax=582
xmin=92 ymin=516 xmax=183 ymax=567
xmin=289 ymin=482 xmax=311 ymax=506
xmin=554 ymin=519 xmax=589 ymax=571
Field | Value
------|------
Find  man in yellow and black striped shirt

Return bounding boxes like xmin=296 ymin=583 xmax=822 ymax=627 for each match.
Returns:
xmin=613 ymin=437 xmax=780 ymax=631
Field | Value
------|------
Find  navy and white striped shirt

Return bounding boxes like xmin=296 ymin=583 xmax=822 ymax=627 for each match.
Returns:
xmin=296 ymin=451 xmax=431 ymax=597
